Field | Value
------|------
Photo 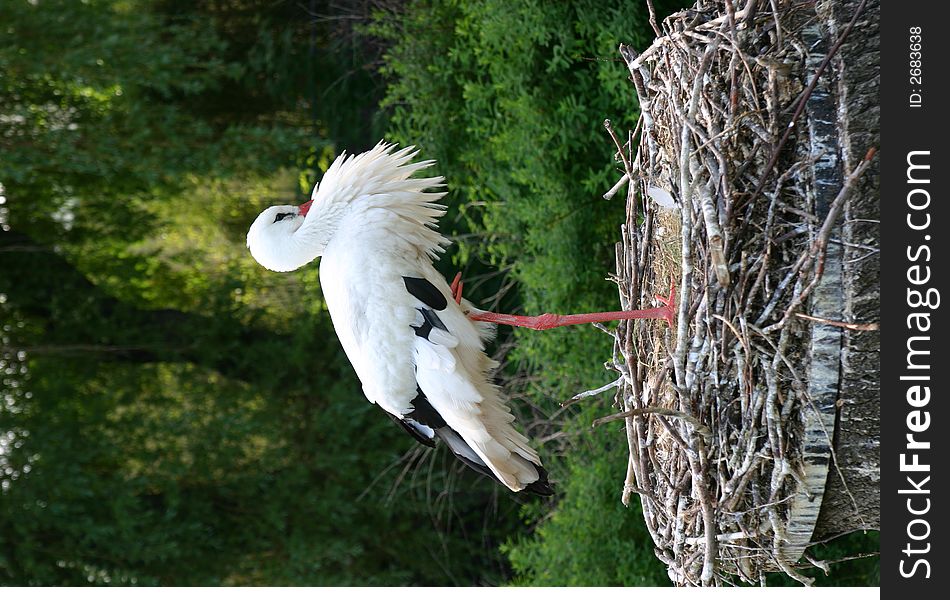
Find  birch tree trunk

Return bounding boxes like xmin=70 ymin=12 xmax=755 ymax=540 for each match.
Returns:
xmin=811 ymin=0 xmax=881 ymax=541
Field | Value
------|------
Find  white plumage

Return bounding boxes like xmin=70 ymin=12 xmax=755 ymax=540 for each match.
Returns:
xmin=247 ymin=142 xmax=551 ymax=494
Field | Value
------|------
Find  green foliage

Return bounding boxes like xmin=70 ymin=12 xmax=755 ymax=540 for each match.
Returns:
xmin=0 ymin=350 xmax=512 ymax=585
xmin=0 ymin=0 xmax=312 ymax=261
xmin=0 ymin=0 xmax=517 ymax=586
xmin=504 ymin=405 xmax=668 ymax=587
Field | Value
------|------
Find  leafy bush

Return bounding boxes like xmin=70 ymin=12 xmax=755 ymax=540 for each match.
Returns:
xmin=0 ymin=0 xmax=517 ymax=585
xmin=503 ymin=403 xmax=669 ymax=586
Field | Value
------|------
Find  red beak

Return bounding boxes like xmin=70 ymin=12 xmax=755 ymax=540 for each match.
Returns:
xmin=299 ymin=199 xmax=313 ymax=217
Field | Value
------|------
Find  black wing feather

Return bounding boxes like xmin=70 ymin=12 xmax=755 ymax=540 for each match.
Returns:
xmin=387 ymin=412 xmax=436 ymax=447
xmin=403 ymin=276 xmax=448 ymax=310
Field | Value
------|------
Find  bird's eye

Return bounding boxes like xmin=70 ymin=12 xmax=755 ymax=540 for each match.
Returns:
xmin=273 ymin=212 xmax=293 ymax=223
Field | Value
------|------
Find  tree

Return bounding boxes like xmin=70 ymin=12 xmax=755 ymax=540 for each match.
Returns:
xmin=1 ymin=0 xmax=522 ymax=585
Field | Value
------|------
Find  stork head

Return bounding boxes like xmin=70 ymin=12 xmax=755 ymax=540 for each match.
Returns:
xmin=246 ymin=200 xmax=315 ymax=272
xmin=247 ymin=141 xmax=447 ymax=273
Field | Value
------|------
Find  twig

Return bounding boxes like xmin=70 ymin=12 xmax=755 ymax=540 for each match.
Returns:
xmin=794 ymin=313 xmax=879 ymax=331
xmin=604 ymin=173 xmax=631 ymax=200
xmin=645 ymin=0 xmax=663 ymax=37
xmin=763 ymin=147 xmax=877 ymax=332
xmin=605 ymin=119 xmax=634 ymax=177
xmin=744 ymin=0 xmax=869 ymax=209
xmin=592 ymin=406 xmax=713 ymax=440
xmin=567 ymin=376 xmax=624 ymax=403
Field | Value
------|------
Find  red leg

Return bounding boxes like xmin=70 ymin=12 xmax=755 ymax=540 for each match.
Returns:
xmin=469 ymin=279 xmax=677 ymax=330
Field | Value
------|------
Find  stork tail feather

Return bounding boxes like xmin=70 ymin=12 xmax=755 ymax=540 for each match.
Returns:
xmin=434 ymin=427 xmax=552 ymax=496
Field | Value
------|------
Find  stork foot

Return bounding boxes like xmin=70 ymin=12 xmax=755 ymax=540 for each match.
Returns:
xmin=450 ymin=271 xmax=464 ymax=305
xmin=654 ymin=276 xmax=677 ymax=328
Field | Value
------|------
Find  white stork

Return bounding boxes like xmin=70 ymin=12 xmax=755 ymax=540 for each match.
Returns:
xmin=246 ymin=142 xmax=675 ymax=495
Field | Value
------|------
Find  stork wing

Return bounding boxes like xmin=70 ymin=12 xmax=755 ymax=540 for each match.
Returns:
xmin=402 ymin=272 xmax=550 ymax=493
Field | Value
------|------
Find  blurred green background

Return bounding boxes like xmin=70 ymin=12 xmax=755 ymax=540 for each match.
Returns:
xmin=0 ymin=0 xmax=876 ymax=586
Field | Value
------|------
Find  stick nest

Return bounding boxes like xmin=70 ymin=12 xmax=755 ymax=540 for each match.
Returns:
xmin=596 ymin=0 xmax=870 ymax=586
